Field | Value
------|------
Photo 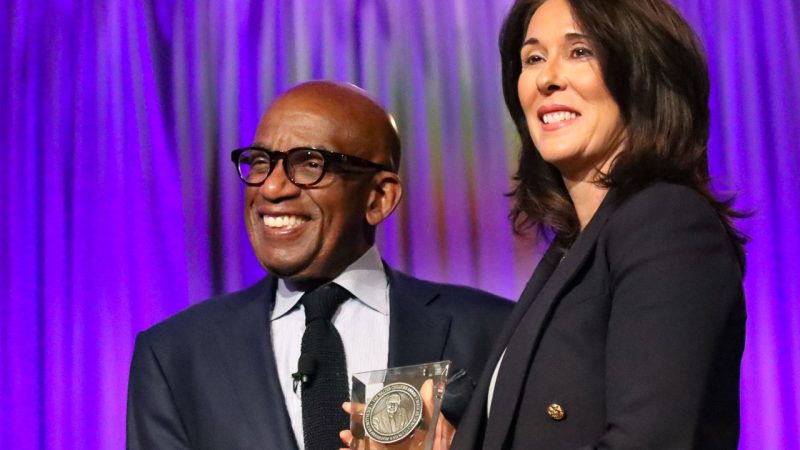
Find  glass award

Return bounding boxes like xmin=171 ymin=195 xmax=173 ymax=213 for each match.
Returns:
xmin=350 ymin=361 xmax=451 ymax=449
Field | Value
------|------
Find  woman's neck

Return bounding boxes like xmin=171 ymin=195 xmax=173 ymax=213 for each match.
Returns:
xmin=561 ymin=143 xmax=623 ymax=230
xmin=564 ymin=178 xmax=609 ymax=230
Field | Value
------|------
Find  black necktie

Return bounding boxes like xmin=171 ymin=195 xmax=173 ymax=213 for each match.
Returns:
xmin=299 ymin=283 xmax=351 ymax=450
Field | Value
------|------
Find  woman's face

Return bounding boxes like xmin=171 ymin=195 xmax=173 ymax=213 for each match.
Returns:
xmin=517 ymin=0 xmax=625 ymax=182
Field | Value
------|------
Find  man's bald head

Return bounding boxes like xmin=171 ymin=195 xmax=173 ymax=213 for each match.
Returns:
xmin=261 ymin=81 xmax=401 ymax=170
xmin=244 ymin=81 xmax=404 ymax=287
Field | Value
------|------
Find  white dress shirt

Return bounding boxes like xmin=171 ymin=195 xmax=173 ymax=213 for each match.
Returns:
xmin=487 ymin=350 xmax=505 ymax=417
xmin=270 ymin=246 xmax=391 ymax=449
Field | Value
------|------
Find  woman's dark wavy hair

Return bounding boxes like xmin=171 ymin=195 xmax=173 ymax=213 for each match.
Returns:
xmin=500 ymin=0 xmax=747 ymax=250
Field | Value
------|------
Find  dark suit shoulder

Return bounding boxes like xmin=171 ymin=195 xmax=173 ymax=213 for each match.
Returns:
xmin=388 ymin=267 xmax=512 ymax=313
xmin=610 ymin=182 xmax=719 ymax=227
xmin=604 ymin=182 xmax=735 ymax=251
xmin=137 ymin=277 xmax=272 ymax=345
xmin=431 ymin=282 xmax=512 ymax=316
xmin=603 ymin=182 xmax=742 ymax=267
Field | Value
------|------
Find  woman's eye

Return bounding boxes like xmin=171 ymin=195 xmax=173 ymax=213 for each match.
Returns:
xmin=522 ymin=53 xmax=544 ymax=66
xmin=571 ymin=47 xmax=594 ymax=58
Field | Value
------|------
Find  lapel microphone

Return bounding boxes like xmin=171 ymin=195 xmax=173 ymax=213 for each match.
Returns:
xmin=292 ymin=353 xmax=316 ymax=393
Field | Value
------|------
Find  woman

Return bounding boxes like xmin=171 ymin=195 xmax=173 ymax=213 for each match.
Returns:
xmin=451 ymin=0 xmax=747 ymax=448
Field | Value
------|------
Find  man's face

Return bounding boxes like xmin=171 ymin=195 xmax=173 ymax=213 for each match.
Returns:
xmin=244 ymin=95 xmax=383 ymax=284
xmin=387 ymin=397 xmax=400 ymax=414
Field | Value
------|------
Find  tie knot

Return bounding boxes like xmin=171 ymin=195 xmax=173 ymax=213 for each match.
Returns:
xmin=301 ymin=283 xmax=351 ymax=324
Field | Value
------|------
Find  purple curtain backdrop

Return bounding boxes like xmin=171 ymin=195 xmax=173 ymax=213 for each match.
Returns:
xmin=1 ymin=1 xmax=798 ymax=448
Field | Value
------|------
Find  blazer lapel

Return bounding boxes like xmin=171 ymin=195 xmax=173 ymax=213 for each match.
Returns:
xmin=385 ymin=267 xmax=452 ymax=368
xmin=482 ymin=191 xmax=620 ymax=449
xmin=452 ymin=243 xmax=562 ymax=450
xmin=494 ymin=242 xmax=564 ymax=349
xmin=212 ymin=276 xmax=299 ymax=450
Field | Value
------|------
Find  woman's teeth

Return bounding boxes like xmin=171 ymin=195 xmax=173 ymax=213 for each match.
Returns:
xmin=542 ymin=111 xmax=578 ymax=124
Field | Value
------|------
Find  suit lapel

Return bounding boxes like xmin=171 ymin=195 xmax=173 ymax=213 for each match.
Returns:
xmin=482 ymin=191 xmax=620 ymax=449
xmin=452 ymin=243 xmax=562 ymax=449
xmin=211 ymin=276 xmax=299 ymax=450
xmin=385 ymin=267 xmax=452 ymax=368
xmin=493 ymin=242 xmax=564 ymax=351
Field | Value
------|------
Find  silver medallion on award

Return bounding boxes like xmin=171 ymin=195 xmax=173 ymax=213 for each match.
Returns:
xmin=350 ymin=361 xmax=450 ymax=449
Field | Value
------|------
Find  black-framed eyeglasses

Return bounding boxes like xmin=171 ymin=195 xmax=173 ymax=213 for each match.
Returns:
xmin=231 ymin=146 xmax=396 ymax=188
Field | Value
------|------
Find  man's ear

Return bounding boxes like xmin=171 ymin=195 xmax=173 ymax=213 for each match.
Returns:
xmin=365 ymin=172 xmax=403 ymax=226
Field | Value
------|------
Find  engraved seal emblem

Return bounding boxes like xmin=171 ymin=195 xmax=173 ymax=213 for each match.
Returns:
xmin=363 ymin=382 xmax=423 ymax=444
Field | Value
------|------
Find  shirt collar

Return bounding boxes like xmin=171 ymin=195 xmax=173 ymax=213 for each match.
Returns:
xmin=271 ymin=246 xmax=389 ymax=320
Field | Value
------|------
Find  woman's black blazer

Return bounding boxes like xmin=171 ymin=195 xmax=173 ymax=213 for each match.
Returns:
xmin=452 ymin=182 xmax=746 ymax=450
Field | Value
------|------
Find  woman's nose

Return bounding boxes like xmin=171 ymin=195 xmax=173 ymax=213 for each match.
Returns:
xmin=536 ymin=58 xmax=566 ymax=94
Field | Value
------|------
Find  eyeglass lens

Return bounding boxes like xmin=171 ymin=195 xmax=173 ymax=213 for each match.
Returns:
xmin=238 ymin=149 xmax=326 ymax=186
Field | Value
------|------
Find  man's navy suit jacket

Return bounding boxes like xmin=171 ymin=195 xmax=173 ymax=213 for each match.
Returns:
xmin=127 ymin=266 xmax=512 ymax=449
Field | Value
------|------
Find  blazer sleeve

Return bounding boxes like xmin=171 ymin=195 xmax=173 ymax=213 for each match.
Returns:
xmin=591 ymin=186 xmax=745 ymax=448
xmin=127 ymin=331 xmax=192 ymax=449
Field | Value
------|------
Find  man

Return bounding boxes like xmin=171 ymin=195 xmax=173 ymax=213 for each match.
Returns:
xmin=372 ymin=393 xmax=409 ymax=434
xmin=127 ymin=81 xmax=512 ymax=449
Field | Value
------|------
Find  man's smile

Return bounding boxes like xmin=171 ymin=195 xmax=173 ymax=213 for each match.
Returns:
xmin=260 ymin=214 xmax=309 ymax=230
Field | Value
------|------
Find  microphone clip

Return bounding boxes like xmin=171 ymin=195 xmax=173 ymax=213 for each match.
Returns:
xmin=292 ymin=353 xmax=316 ymax=393
xmin=291 ymin=371 xmax=310 ymax=393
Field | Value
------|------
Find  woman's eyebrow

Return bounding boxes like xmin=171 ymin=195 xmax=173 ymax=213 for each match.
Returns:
xmin=564 ymin=32 xmax=590 ymax=41
xmin=521 ymin=32 xmax=590 ymax=49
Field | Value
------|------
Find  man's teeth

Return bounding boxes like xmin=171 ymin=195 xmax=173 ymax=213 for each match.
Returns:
xmin=262 ymin=215 xmax=307 ymax=229
xmin=542 ymin=111 xmax=578 ymax=124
